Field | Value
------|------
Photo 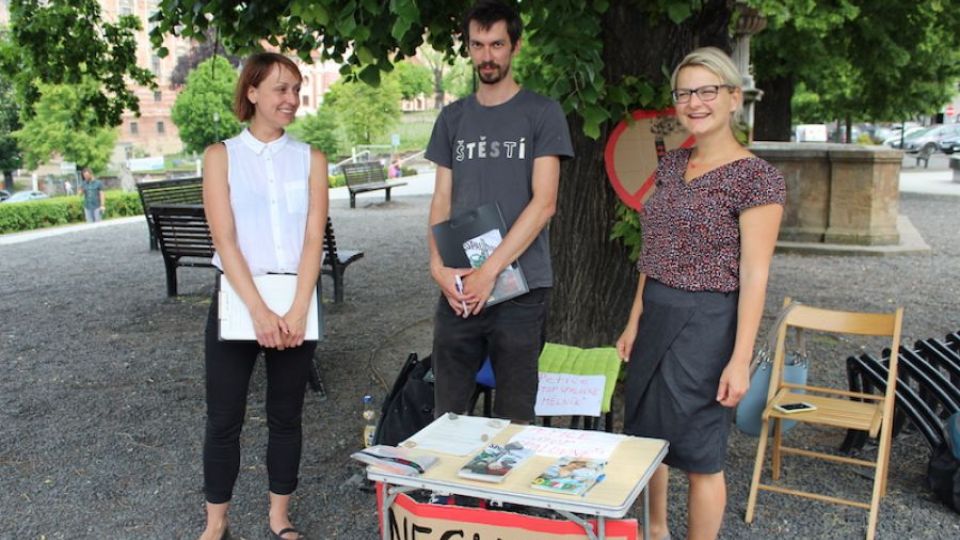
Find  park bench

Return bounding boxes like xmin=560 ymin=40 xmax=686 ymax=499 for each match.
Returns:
xmin=321 ymin=217 xmax=364 ymax=303
xmin=136 ymin=177 xmax=204 ymax=250
xmin=149 ymin=204 xmax=214 ymax=297
xmin=149 ymin=203 xmax=363 ymax=304
xmin=340 ymin=161 xmax=407 ymax=208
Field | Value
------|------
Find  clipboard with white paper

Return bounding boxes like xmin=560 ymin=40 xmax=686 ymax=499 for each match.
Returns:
xmin=218 ymin=274 xmax=321 ymax=341
xmin=431 ymin=202 xmax=529 ymax=306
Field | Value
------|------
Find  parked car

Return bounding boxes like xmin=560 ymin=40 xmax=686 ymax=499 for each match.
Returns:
xmin=902 ymin=124 xmax=960 ymax=154
xmin=884 ymin=126 xmax=927 ymax=148
xmin=0 ymin=189 xmax=9 ymax=202
xmin=2 ymin=190 xmax=50 ymax=203
xmin=939 ymin=135 xmax=960 ymax=154
xmin=874 ymin=123 xmax=920 ymax=145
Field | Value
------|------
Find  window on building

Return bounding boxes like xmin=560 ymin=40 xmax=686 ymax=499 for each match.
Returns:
xmin=130 ymin=122 xmax=139 ymax=135
xmin=151 ymin=55 xmax=162 ymax=77
xmin=301 ymin=95 xmax=310 ymax=107
xmin=119 ymin=0 xmax=133 ymax=16
xmin=154 ymin=91 xmax=162 ymax=102
xmin=156 ymin=121 xmax=165 ymax=134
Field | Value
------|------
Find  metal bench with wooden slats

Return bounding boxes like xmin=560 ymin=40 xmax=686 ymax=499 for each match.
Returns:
xmin=136 ymin=177 xmax=204 ymax=250
xmin=149 ymin=204 xmax=215 ymax=297
xmin=150 ymin=204 xmax=362 ymax=304
xmin=340 ymin=161 xmax=407 ymax=208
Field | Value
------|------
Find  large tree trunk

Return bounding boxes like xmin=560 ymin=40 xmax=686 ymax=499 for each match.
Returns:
xmin=548 ymin=1 xmax=733 ymax=346
xmin=754 ymin=75 xmax=794 ymax=141
xmin=2 ymin=170 xmax=12 ymax=192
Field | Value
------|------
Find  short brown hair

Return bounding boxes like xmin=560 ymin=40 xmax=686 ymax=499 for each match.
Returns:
xmin=233 ymin=52 xmax=302 ymax=122
xmin=462 ymin=0 xmax=522 ymax=48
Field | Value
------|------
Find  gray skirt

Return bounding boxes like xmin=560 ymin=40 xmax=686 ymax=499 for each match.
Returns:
xmin=623 ymin=279 xmax=738 ymax=473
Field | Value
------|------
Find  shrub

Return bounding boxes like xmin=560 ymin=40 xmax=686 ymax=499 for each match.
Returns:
xmin=329 ymin=173 xmax=346 ymax=188
xmin=0 ymin=191 xmax=143 ymax=234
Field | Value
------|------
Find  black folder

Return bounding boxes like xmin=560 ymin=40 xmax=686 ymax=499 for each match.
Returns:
xmin=432 ymin=202 xmax=529 ymax=306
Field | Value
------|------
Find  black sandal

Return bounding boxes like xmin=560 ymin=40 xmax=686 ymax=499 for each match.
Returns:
xmin=269 ymin=526 xmax=303 ymax=540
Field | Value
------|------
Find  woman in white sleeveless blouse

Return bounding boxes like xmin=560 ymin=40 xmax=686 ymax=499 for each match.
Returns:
xmin=199 ymin=53 xmax=329 ymax=540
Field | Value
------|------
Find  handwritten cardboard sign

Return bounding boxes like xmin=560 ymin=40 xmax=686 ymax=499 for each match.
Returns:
xmin=379 ymin=487 xmax=638 ymax=540
xmin=535 ymin=373 xmax=605 ymax=417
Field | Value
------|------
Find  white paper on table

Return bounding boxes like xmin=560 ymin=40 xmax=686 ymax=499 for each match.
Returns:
xmin=400 ymin=413 xmax=509 ymax=456
xmin=508 ymin=426 xmax=626 ymax=461
xmin=534 ymin=373 xmax=606 ymax=417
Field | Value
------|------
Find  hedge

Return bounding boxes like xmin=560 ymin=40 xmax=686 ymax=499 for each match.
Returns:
xmin=0 ymin=191 xmax=143 ymax=234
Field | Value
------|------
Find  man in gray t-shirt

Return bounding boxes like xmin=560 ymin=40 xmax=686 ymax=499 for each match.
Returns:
xmin=425 ymin=0 xmax=573 ymax=423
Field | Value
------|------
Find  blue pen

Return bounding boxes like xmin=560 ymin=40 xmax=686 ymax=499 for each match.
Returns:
xmin=581 ymin=473 xmax=605 ymax=497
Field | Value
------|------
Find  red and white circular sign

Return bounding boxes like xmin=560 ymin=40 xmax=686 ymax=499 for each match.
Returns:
xmin=604 ymin=109 xmax=694 ymax=210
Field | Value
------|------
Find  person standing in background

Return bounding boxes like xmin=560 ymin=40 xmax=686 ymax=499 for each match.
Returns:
xmin=78 ymin=167 xmax=105 ymax=223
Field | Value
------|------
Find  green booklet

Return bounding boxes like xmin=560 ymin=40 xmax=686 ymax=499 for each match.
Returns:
xmin=530 ymin=457 xmax=606 ymax=496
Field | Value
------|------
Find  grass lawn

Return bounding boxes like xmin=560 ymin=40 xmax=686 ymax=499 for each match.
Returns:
xmin=371 ymin=110 xmax=439 ymax=153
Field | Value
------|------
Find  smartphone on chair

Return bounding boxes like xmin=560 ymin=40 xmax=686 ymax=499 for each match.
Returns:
xmin=773 ymin=402 xmax=817 ymax=414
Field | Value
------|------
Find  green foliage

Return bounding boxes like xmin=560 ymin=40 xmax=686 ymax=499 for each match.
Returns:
xmin=0 ymin=191 xmax=142 ymax=234
xmin=105 ymin=191 xmax=145 ymax=217
xmin=13 ymin=80 xmax=117 ymax=171
xmin=609 ymin=201 xmax=644 ymax=262
xmin=517 ymin=1 xmax=673 ymax=139
xmin=0 ymin=55 xmax=21 ymax=175
xmin=1 ymin=0 xmax=155 ymax=128
xmin=170 ymin=29 xmax=242 ymax=87
xmin=752 ymin=0 xmax=960 ymax=124
xmin=791 ymin=83 xmax=825 ymax=124
xmin=393 ymin=61 xmax=433 ymax=101
xmin=517 ymin=1 xmax=610 ymax=139
xmin=150 ymin=0 xmax=467 ymax=79
xmin=442 ymin=57 xmax=474 ymax=100
xmin=150 ymin=0 xmax=690 ymax=141
xmin=324 ymin=76 xmax=402 ymax=146
xmin=288 ymin=108 xmax=342 ymax=157
xmin=328 ymin=172 xmax=346 ymax=188
xmin=171 ymin=57 xmax=242 ymax=154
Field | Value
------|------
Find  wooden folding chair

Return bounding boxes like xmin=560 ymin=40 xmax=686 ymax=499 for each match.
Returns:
xmin=745 ymin=298 xmax=904 ymax=540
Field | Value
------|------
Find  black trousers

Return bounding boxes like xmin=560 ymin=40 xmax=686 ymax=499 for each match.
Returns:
xmin=432 ymin=288 xmax=551 ymax=423
xmin=202 ymin=297 xmax=316 ymax=504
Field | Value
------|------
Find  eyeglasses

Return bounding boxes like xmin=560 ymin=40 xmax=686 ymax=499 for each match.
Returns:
xmin=671 ymin=84 xmax=735 ymax=104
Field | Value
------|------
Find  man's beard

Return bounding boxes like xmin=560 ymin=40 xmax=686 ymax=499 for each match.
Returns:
xmin=477 ymin=61 xmax=510 ymax=85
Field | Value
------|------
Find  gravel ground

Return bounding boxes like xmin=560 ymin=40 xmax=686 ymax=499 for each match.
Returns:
xmin=1 ymin=192 xmax=958 ymax=539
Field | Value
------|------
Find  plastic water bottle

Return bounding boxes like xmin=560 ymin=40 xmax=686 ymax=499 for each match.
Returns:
xmin=362 ymin=394 xmax=377 ymax=447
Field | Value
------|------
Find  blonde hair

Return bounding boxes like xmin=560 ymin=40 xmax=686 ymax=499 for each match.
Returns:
xmin=670 ymin=46 xmax=742 ymax=90
xmin=671 ymin=47 xmax=745 ymax=129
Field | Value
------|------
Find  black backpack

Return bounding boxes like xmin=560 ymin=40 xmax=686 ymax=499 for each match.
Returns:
xmin=927 ymin=443 xmax=960 ymax=513
xmin=372 ymin=353 xmax=435 ymax=447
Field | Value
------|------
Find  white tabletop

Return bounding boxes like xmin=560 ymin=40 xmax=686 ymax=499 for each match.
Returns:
xmin=367 ymin=424 xmax=668 ymax=518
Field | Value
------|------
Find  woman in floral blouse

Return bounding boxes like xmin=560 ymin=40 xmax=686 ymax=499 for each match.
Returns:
xmin=616 ymin=47 xmax=785 ymax=540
